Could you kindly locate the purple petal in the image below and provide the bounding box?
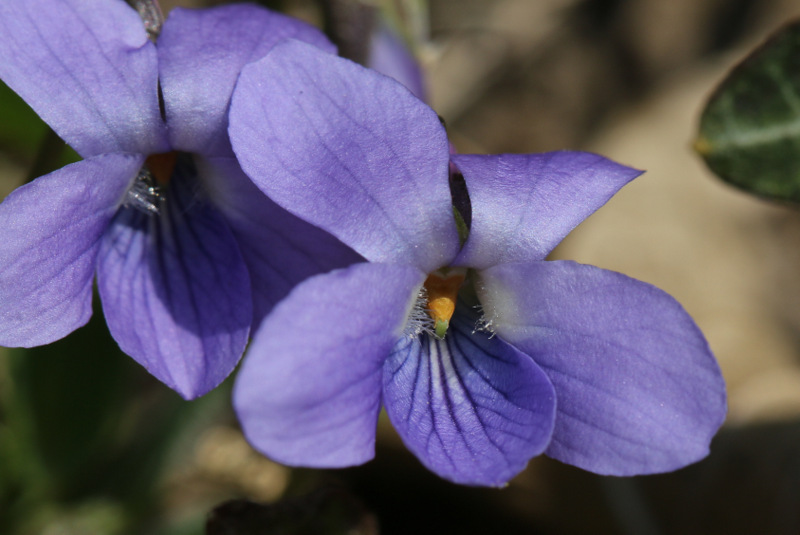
[200,156,362,326]
[229,39,458,273]
[158,4,335,156]
[0,154,142,347]
[478,260,726,475]
[0,0,168,157]
[383,307,556,486]
[452,152,642,269]
[368,23,426,101]
[234,262,425,468]
[96,157,251,399]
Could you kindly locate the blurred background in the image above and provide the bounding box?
[4,0,800,533]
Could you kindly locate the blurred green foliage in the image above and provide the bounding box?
[0,296,231,535]
[0,81,48,163]
[0,81,79,179]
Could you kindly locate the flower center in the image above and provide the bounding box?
[123,151,179,215]
[145,151,178,186]
[423,268,466,338]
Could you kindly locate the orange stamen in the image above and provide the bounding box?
[423,270,466,337]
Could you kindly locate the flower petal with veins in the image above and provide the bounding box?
[384,307,556,486]
[0,154,142,347]
[97,159,252,400]
[478,260,726,475]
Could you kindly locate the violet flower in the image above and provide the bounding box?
[0,1,356,399]
[229,40,726,486]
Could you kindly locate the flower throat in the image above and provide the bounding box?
[123,151,179,215]
[403,267,468,340]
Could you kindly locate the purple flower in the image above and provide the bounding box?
[0,1,357,399]
[228,40,726,486]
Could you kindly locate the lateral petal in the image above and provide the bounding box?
[478,260,726,475]
[230,39,458,273]
[158,4,335,156]
[0,0,167,157]
[96,157,251,399]
[453,152,642,269]
[383,308,556,486]
[0,154,141,347]
[234,262,425,468]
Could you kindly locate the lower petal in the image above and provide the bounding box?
[234,262,424,468]
[0,154,141,347]
[96,158,251,399]
[478,260,726,475]
[383,307,556,486]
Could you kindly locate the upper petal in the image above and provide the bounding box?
[452,152,642,269]
[0,0,168,157]
[96,157,251,399]
[158,4,335,156]
[0,154,142,347]
[383,307,556,486]
[234,262,425,468]
[199,155,362,327]
[229,39,458,273]
[477,260,726,475]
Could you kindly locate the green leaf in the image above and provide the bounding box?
[696,20,800,202]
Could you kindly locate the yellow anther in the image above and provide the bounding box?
[423,269,466,338]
